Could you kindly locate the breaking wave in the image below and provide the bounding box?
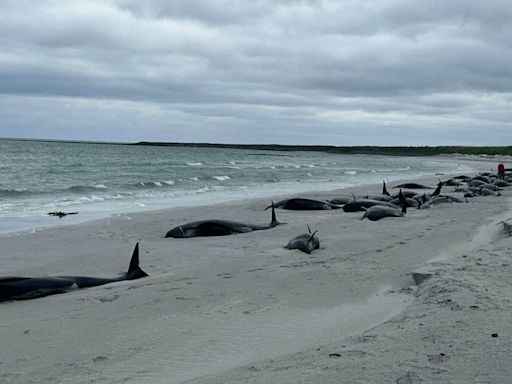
[0,138,474,233]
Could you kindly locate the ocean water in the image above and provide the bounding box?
[0,138,473,234]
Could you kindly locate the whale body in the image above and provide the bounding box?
[166,204,281,238]
[0,243,147,302]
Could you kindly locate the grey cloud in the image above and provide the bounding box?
[0,0,511,145]
[117,0,273,26]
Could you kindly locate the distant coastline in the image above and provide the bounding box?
[131,141,512,157]
[2,137,511,157]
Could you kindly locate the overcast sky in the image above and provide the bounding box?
[1,0,511,146]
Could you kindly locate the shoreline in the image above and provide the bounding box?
[1,156,510,383]
[0,154,481,236]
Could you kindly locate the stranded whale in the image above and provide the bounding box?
[343,199,398,212]
[0,243,147,302]
[285,226,320,254]
[362,205,405,221]
[166,203,281,238]
[266,198,341,210]
[392,183,433,189]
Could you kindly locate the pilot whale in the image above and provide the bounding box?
[361,205,405,221]
[166,203,281,238]
[0,243,147,302]
[392,183,433,189]
[266,198,341,210]
[285,225,320,254]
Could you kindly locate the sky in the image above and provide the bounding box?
[0,0,511,146]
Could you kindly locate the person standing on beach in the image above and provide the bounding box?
[498,163,505,179]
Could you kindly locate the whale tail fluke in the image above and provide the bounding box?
[127,243,148,279]
[305,225,317,238]
[265,200,275,211]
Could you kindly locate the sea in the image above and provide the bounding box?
[0,138,474,234]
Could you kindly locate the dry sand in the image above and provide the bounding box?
[1,156,511,384]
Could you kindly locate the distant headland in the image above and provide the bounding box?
[2,137,511,157]
[131,141,512,157]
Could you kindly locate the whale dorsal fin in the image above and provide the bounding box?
[128,243,140,274]
[127,242,148,279]
[382,180,390,196]
[270,201,281,227]
[432,182,442,196]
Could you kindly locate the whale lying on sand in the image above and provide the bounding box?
[285,226,320,254]
[0,243,147,302]
[166,204,281,238]
[343,199,398,212]
[362,205,405,221]
[328,197,351,205]
[266,198,341,210]
[392,183,433,189]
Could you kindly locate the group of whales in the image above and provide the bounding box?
[166,171,509,243]
[2,171,507,303]
[0,204,317,303]
[333,172,508,217]
[165,203,320,254]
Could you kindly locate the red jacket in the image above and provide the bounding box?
[498,164,505,172]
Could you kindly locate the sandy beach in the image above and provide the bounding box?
[1,155,511,384]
